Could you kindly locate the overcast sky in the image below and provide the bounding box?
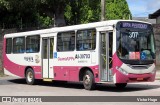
[126,0,160,17]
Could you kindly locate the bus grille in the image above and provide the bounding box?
[127,65,151,70]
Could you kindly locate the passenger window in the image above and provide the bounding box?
[13,37,25,53]
[26,35,40,53]
[76,29,96,51]
[57,31,75,51]
[6,38,12,54]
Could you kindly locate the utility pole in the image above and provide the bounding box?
[101,0,106,21]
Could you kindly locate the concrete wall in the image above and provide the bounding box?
[153,24,160,65]
[156,16,160,24]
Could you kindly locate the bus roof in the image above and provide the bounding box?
[4,20,152,38]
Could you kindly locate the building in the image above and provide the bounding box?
[132,17,156,24]
[149,9,160,23]
[149,9,160,65]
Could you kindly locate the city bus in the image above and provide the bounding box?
[3,20,156,90]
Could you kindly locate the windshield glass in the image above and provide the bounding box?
[116,22,155,64]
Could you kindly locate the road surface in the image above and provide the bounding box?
[0,76,160,105]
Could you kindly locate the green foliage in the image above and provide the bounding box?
[0,0,38,28]
[64,0,131,25]
[0,0,132,28]
[106,0,132,20]
[79,0,100,23]
[37,14,53,27]
[64,4,72,24]
[64,0,101,25]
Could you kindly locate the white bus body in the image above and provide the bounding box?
[3,20,156,90]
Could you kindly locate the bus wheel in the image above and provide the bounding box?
[83,70,95,90]
[26,68,35,85]
[115,83,127,89]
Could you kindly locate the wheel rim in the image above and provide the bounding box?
[27,71,33,82]
[84,75,90,86]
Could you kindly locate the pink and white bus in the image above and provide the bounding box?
[3,20,156,90]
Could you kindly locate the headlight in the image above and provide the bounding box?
[116,66,128,75]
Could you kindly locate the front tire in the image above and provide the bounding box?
[83,70,95,90]
[26,68,35,85]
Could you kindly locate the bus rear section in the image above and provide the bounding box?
[3,35,42,81]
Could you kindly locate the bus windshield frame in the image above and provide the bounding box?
[116,21,156,65]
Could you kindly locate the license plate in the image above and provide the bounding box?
[137,78,144,81]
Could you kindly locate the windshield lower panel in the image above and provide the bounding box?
[116,22,155,65]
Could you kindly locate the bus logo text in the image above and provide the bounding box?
[58,57,75,61]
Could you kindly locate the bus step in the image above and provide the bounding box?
[43,79,53,82]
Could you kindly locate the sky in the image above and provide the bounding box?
[126,0,160,17]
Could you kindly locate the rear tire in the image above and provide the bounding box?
[115,83,127,89]
[83,70,95,90]
[26,68,35,85]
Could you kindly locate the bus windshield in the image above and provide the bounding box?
[116,22,155,64]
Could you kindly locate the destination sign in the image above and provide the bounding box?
[120,22,148,29]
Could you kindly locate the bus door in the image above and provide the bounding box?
[42,37,54,79]
[100,31,113,82]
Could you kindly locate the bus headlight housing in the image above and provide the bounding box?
[151,68,156,74]
[116,66,128,75]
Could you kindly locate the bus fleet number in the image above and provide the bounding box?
[129,32,139,39]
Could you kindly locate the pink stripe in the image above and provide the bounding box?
[3,52,42,79]
[54,65,100,82]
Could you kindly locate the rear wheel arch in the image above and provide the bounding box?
[25,66,34,77]
[82,69,95,90]
[25,67,35,85]
[79,67,94,81]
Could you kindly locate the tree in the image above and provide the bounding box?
[0,0,132,28]
[36,0,68,27]
[0,0,38,28]
[65,0,100,25]
[0,0,68,27]
[106,0,131,20]
[64,0,131,25]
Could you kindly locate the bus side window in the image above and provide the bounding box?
[70,36,75,51]
[13,37,25,53]
[76,29,96,51]
[57,31,75,51]
[6,38,12,54]
[26,35,40,53]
